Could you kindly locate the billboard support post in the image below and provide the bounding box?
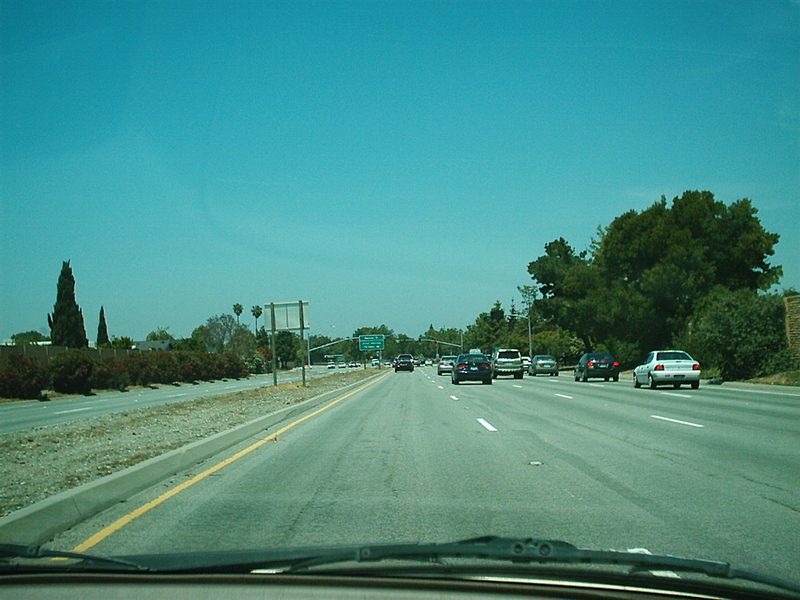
[299,300,306,387]
[270,302,277,387]
[265,301,310,387]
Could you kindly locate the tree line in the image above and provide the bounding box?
[5,190,797,394]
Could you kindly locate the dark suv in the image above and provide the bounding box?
[574,352,620,382]
[394,354,414,372]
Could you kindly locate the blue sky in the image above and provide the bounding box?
[2,0,798,342]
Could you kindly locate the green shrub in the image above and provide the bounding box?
[50,350,94,395]
[90,356,130,391]
[687,289,793,380]
[149,350,179,384]
[217,353,247,379]
[0,353,50,399]
[122,352,159,387]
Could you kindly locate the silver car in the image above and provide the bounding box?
[633,350,701,389]
[529,354,559,376]
[437,355,457,375]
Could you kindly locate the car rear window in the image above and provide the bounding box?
[459,354,488,362]
[656,351,692,361]
[498,351,520,358]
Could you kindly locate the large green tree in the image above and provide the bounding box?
[274,330,299,368]
[146,327,175,341]
[47,261,88,348]
[251,305,263,333]
[97,306,110,347]
[527,191,782,357]
[192,315,238,353]
[10,331,49,345]
[463,301,518,353]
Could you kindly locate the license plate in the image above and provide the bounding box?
[469,366,477,371]
[674,374,685,379]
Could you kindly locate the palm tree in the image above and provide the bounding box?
[251,305,263,333]
[233,303,243,324]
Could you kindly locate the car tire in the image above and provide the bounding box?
[612,375,619,382]
[574,371,580,381]
[482,378,492,385]
[673,383,680,389]
[581,370,588,382]
[648,374,658,389]
[514,371,523,379]
[554,371,559,376]
[451,376,459,385]
[634,374,641,388]
[691,380,699,389]
[604,377,609,382]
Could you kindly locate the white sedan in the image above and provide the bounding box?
[633,350,701,390]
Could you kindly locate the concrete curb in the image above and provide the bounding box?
[0,372,385,545]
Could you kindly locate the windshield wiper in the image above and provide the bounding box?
[107,536,799,594]
[293,536,800,593]
[0,543,146,572]
[3,538,797,595]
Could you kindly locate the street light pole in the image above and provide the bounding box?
[513,311,533,359]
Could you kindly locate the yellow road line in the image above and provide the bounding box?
[72,372,389,553]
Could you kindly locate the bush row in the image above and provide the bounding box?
[0,350,248,399]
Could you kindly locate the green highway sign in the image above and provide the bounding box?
[358,334,385,351]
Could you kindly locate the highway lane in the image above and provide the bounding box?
[51,367,800,583]
[0,367,351,433]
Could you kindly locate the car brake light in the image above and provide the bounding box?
[456,363,467,369]
[613,361,619,366]
[692,363,701,370]
[480,363,490,369]
[587,360,594,366]
[654,363,664,371]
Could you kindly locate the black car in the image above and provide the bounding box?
[394,354,414,372]
[451,353,492,385]
[574,352,620,381]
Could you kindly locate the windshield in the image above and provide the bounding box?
[1,0,798,594]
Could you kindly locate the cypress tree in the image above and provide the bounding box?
[48,261,89,348]
[97,306,110,347]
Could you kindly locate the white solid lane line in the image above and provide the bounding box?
[477,418,497,432]
[651,415,704,428]
[555,393,573,399]
[661,392,692,398]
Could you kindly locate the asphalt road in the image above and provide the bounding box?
[51,367,800,583]
[0,366,349,433]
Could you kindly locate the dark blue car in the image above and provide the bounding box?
[451,353,492,385]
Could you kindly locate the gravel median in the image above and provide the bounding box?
[0,369,378,518]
